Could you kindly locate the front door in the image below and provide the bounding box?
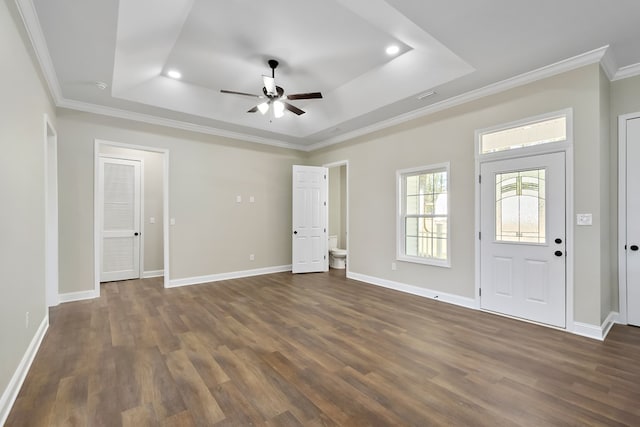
[480,152,566,327]
[99,157,142,282]
[292,165,328,273]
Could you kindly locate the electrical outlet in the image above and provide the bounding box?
[249,254,255,261]
[391,262,397,271]
[149,217,155,224]
[25,312,29,329]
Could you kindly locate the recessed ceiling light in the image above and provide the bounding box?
[167,70,182,79]
[386,45,400,55]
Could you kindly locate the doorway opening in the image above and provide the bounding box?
[325,161,349,273]
[93,140,169,296]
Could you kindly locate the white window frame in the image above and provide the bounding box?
[396,162,451,268]
[476,108,573,160]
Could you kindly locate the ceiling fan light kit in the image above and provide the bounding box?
[221,59,323,119]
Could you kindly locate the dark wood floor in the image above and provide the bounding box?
[6,270,640,426]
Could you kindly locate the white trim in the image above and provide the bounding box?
[474,109,574,331]
[396,162,451,268]
[572,312,619,341]
[94,139,170,295]
[308,47,608,152]
[0,315,48,426]
[613,62,640,81]
[599,48,618,81]
[58,98,302,151]
[58,290,98,303]
[14,0,63,103]
[167,265,292,288]
[347,272,476,309]
[12,6,620,155]
[323,160,350,276]
[475,108,573,159]
[44,114,59,307]
[617,112,640,325]
[142,269,164,278]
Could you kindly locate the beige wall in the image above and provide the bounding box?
[57,110,305,292]
[309,64,612,325]
[98,145,164,273]
[0,0,56,407]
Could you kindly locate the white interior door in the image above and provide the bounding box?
[480,152,566,327]
[625,117,640,326]
[292,165,328,273]
[99,157,141,282]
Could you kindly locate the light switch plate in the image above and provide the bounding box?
[249,196,255,203]
[236,195,242,203]
[149,217,155,224]
[576,213,592,226]
[170,218,176,226]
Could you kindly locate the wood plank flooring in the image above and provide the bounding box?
[6,270,640,426]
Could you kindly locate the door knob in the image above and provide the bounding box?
[554,250,563,257]
[555,238,562,244]
[631,245,639,251]
[134,232,139,236]
[293,231,298,235]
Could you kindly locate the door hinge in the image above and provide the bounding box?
[479,288,482,296]
[324,228,326,233]
[324,201,327,206]
[324,255,326,260]
[479,174,481,184]
[479,231,481,240]
[324,174,327,180]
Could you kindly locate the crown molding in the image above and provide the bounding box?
[15,0,63,103]
[613,62,640,81]
[600,46,618,81]
[57,99,302,151]
[307,46,610,151]
[16,3,636,154]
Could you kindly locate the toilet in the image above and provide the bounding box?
[328,235,347,269]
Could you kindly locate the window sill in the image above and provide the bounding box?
[397,255,450,268]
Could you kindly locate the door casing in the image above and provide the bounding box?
[474,109,574,331]
[93,139,170,297]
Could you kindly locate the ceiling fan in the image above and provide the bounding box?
[220,59,322,118]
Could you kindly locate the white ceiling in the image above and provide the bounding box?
[20,0,640,150]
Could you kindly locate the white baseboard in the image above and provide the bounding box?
[0,314,49,426]
[572,311,619,341]
[142,269,164,279]
[347,271,477,310]
[167,265,292,288]
[58,289,98,303]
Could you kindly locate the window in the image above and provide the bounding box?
[495,168,546,243]
[397,163,449,267]
[479,114,568,154]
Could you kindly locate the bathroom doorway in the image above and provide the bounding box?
[326,161,349,271]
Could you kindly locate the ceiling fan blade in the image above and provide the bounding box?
[263,75,276,96]
[285,92,323,100]
[283,102,305,115]
[221,89,261,98]
[247,106,259,113]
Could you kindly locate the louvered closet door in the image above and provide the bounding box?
[100,157,141,282]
